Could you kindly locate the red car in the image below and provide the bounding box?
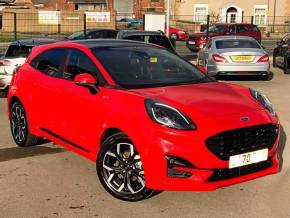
[137,25,188,41]
[187,23,262,52]
[8,40,280,201]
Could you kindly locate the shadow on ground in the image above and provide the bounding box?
[0,145,67,162]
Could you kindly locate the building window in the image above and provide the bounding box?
[193,4,208,23]
[254,5,267,26]
[147,7,156,12]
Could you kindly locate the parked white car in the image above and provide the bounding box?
[0,39,56,95]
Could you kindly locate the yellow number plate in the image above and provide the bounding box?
[231,55,254,62]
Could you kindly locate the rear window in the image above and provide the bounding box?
[215,39,261,49]
[5,45,33,58]
[124,35,174,51]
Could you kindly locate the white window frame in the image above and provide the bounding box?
[254,5,268,27]
[193,4,208,24]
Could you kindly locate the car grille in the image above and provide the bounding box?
[207,159,273,182]
[206,124,279,160]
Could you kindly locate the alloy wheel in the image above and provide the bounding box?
[102,142,146,195]
[11,102,27,144]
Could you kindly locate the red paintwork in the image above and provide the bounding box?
[74,73,96,84]
[187,23,262,50]
[197,66,207,74]
[7,42,280,191]
[137,26,188,41]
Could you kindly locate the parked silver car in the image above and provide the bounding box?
[0,39,56,95]
[197,36,271,79]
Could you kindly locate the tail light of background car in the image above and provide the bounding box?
[212,54,228,63]
[257,55,269,63]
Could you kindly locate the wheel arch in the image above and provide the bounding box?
[100,127,125,145]
[9,95,20,109]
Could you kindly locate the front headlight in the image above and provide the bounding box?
[145,99,196,130]
[250,89,275,115]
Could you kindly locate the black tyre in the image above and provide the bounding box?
[10,100,42,147]
[97,132,158,201]
[284,58,290,74]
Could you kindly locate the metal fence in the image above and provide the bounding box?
[0,10,289,46]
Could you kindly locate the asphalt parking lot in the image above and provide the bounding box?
[0,59,290,217]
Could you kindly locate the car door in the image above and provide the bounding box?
[52,48,107,155]
[29,48,66,130]
[276,36,288,66]
[281,37,290,67]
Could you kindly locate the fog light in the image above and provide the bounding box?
[167,168,192,178]
[166,155,194,178]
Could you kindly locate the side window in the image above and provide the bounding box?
[229,25,235,33]
[90,31,105,39]
[236,25,249,33]
[64,49,101,81]
[30,48,65,78]
[107,30,118,38]
[253,26,260,32]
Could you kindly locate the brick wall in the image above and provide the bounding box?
[133,0,165,19]
[1,9,116,33]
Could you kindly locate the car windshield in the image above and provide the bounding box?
[5,45,34,58]
[124,35,174,51]
[92,46,208,89]
[215,39,261,49]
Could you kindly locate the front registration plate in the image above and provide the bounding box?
[231,55,254,62]
[229,149,268,169]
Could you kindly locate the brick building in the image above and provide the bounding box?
[113,0,165,19]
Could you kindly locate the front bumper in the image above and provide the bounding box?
[0,74,12,90]
[133,110,280,191]
[187,40,206,51]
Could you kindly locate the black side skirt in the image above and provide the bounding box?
[40,127,89,153]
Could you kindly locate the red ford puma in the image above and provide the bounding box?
[7,40,280,201]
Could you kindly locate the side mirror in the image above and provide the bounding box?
[74,73,99,94]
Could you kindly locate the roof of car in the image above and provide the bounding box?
[73,39,158,49]
[10,38,57,46]
[211,35,258,41]
[210,23,256,26]
[117,30,164,38]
